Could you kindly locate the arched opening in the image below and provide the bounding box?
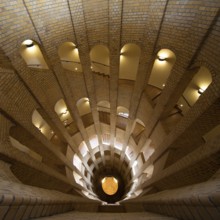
[119,43,141,81]
[146,49,176,105]
[20,39,48,69]
[32,109,54,140]
[177,66,212,114]
[117,106,129,118]
[90,45,110,75]
[97,100,110,113]
[58,42,82,72]
[149,49,176,89]
[54,99,73,128]
[76,97,93,127]
[76,97,91,116]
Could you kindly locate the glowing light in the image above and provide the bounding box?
[23,39,34,47]
[157,52,168,61]
[162,83,165,87]
[62,109,68,115]
[118,112,129,118]
[180,104,183,107]
[101,177,118,195]
[198,88,205,95]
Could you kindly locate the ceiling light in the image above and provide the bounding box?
[198,88,204,95]
[162,83,165,87]
[63,109,68,114]
[23,39,34,47]
[158,55,166,61]
[180,104,183,107]
[101,177,118,195]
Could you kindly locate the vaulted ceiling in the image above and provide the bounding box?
[0,0,220,204]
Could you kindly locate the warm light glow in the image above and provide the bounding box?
[198,88,205,95]
[73,48,79,55]
[157,51,168,61]
[113,177,118,183]
[158,55,166,61]
[23,39,34,47]
[101,177,118,196]
[118,112,129,118]
[62,109,68,115]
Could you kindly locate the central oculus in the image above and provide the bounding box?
[101,177,118,196]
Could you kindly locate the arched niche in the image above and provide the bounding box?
[54,99,73,126]
[32,109,54,140]
[58,42,82,72]
[32,109,53,140]
[20,39,48,69]
[76,97,91,116]
[177,66,212,114]
[90,45,110,75]
[119,43,141,81]
[117,106,129,118]
[97,100,110,113]
[149,49,176,89]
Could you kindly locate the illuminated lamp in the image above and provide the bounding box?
[23,39,34,47]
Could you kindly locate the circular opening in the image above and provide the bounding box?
[101,177,118,196]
